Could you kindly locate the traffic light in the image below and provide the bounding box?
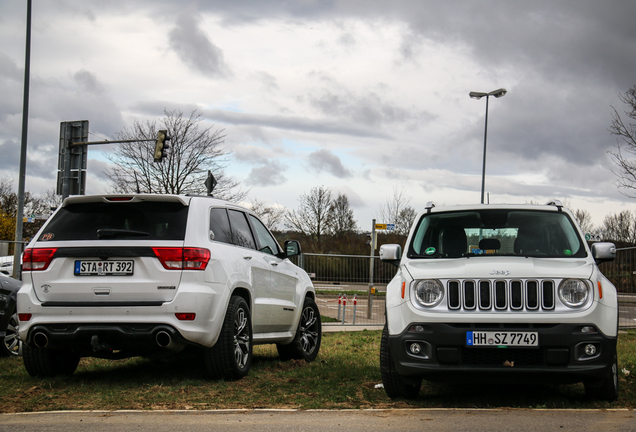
[153,130,170,162]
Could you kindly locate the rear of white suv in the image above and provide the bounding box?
[17,194,321,380]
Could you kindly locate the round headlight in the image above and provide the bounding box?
[558,279,589,307]
[412,279,444,307]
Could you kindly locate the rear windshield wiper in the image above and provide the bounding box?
[97,229,149,239]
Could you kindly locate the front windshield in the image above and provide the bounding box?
[408,209,586,259]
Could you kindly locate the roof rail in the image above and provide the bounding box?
[545,199,563,211]
[425,201,435,213]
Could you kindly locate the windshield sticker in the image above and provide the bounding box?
[425,247,436,255]
[40,233,55,241]
[563,249,572,256]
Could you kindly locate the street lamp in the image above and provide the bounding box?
[469,88,507,204]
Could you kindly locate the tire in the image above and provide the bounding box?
[22,344,80,377]
[585,352,619,402]
[1,310,21,357]
[380,324,421,400]
[204,296,253,380]
[277,297,322,362]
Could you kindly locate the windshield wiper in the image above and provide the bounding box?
[97,229,149,239]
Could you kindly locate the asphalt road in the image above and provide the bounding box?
[1,409,635,432]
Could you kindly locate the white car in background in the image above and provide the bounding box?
[380,200,619,401]
[0,255,13,276]
[17,194,321,379]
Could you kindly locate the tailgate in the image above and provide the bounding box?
[30,245,183,304]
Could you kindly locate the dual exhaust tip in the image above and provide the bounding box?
[32,330,182,351]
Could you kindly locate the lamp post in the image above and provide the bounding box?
[469,88,507,204]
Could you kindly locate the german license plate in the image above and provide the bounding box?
[466,331,538,347]
[74,260,134,276]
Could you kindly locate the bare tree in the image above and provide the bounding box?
[609,86,636,196]
[601,210,636,244]
[106,109,246,201]
[573,209,595,235]
[248,198,286,230]
[378,187,416,236]
[285,186,333,252]
[41,188,63,212]
[0,178,50,244]
[326,193,357,235]
[396,206,417,236]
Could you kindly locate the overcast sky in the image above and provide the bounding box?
[2,0,636,231]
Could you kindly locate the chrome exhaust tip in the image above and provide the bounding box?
[155,331,172,348]
[33,332,49,348]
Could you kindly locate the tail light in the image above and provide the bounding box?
[23,248,57,271]
[152,247,210,270]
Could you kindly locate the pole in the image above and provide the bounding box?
[368,219,376,319]
[13,0,32,279]
[480,95,490,204]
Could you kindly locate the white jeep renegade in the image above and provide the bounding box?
[379,200,618,401]
[17,194,321,379]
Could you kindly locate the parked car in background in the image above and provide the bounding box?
[0,273,21,357]
[380,200,619,401]
[17,194,321,379]
[0,255,14,276]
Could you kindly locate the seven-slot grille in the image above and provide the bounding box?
[447,279,555,311]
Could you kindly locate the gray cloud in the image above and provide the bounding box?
[307,149,352,178]
[74,70,105,94]
[203,108,391,138]
[246,160,287,187]
[308,87,432,130]
[253,71,279,91]
[169,11,231,78]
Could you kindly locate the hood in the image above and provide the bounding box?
[403,256,595,280]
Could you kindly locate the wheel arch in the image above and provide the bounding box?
[231,286,252,310]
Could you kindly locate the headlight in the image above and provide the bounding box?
[412,279,444,308]
[558,279,589,307]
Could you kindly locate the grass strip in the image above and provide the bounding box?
[0,330,634,412]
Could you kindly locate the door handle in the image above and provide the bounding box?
[243,254,252,260]
[270,262,279,267]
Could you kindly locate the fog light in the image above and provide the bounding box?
[584,344,597,356]
[581,326,597,333]
[409,343,422,355]
[409,325,425,332]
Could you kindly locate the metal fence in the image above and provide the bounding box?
[291,253,393,326]
[298,251,636,328]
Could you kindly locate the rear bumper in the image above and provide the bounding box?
[389,323,617,386]
[25,323,190,359]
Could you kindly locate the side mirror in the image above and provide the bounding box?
[591,242,616,264]
[380,244,402,267]
[282,240,301,258]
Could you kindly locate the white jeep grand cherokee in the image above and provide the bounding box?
[17,194,321,379]
[379,201,619,401]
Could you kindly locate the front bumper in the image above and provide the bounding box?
[389,322,616,386]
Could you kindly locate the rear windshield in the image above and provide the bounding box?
[408,209,586,259]
[38,201,189,241]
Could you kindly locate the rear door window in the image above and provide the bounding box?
[228,209,256,249]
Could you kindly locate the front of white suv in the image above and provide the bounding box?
[17,194,321,379]
[379,201,619,401]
